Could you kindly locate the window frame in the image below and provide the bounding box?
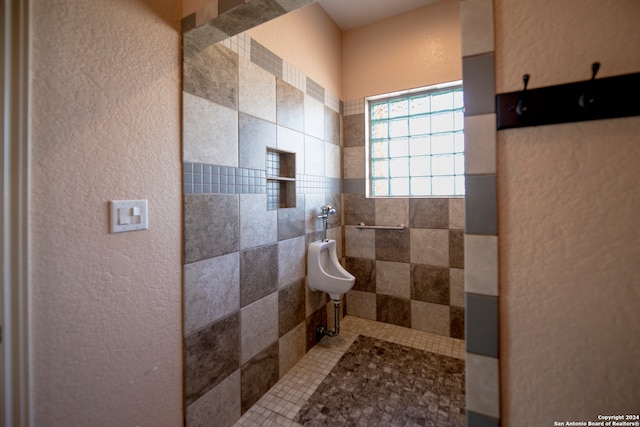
[364,80,464,198]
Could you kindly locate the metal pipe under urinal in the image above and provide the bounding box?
[317,299,341,337]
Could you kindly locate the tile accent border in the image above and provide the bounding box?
[184,163,341,196]
[461,0,501,424]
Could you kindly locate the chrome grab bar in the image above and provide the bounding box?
[355,223,405,231]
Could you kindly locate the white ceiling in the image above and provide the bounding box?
[317,0,440,30]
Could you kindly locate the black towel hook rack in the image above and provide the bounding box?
[496,62,640,130]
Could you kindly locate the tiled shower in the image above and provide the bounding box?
[182,32,464,426]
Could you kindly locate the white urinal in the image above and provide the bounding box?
[307,239,355,301]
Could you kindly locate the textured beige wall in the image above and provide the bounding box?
[30,0,183,425]
[246,3,342,98]
[342,0,461,100]
[495,0,640,424]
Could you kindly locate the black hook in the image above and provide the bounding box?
[579,62,600,108]
[512,74,530,116]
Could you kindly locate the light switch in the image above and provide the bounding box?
[110,200,148,233]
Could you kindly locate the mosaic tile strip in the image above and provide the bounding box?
[222,33,251,60]
[306,77,325,104]
[296,174,341,194]
[184,162,266,195]
[344,98,365,116]
[294,335,465,426]
[251,39,283,80]
[185,164,342,196]
[282,61,306,93]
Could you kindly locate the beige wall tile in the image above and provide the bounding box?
[410,229,449,267]
[411,300,450,336]
[240,293,278,364]
[465,235,498,296]
[344,226,375,259]
[186,369,240,427]
[466,353,500,418]
[239,56,276,122]
[346,290,377,320]
[184,253,240,335]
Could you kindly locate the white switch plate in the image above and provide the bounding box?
[110,200,148,233]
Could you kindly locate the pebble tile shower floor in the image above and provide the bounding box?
[234,316,465,427]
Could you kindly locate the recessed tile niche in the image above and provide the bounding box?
[266,147,296,210]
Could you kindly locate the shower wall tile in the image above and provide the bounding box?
[186,369,241,427]
[239,113,275,170]
[185,312,240,406]
[184,194,239,264]
[326,193,341,229]
[277,236,305,289]
[344,226,375,260]
[183,92,239,166]
[343,146,365,179]
[465,174,497,235]
[239,194,277,249]
[466,353,500,419]
[324,142,341,179]
[466,294,499,358]
[324,106,340,146]
[304,193,326,234]
[278,279,305,337]
[240,341,279,414]
[410,229,449,267]
[450,306,465,339]
[462,53,495,116]
[183,43,238,110]
[277,194,305,240]
[376,294,411,328]
[305,303,327,351]
[239,56,276,122]
[276,78,304,132]
[375,198,409,228]
[343,178,365,194]
[304,95,325,140]
[343,193,375,226]
[464,114,496,174]
[410,198,449,229]
[276,125,304,174]
[345,257,376,293]
[278,322,306,378]
[346,290,376,320]
[449,229,465,269]
[214,1,286,39]
[375,229,410,263]
[411,264,450,305]
[461,0,495,57]
[305,281,327,318]
[304,135,325,176]
[465,235,499,296]
[467,411,500,427]
[376,261,410,300]
[240,292,278,364]
[411,300,450,336]
[240,243,278,308]
[450,268,465,308]
[184,253,240,335]
[449,197,465,230]
[343,113,365,147]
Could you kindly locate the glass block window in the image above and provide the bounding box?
[367,81,464,197]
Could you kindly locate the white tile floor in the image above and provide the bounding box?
[234,316,465,427]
